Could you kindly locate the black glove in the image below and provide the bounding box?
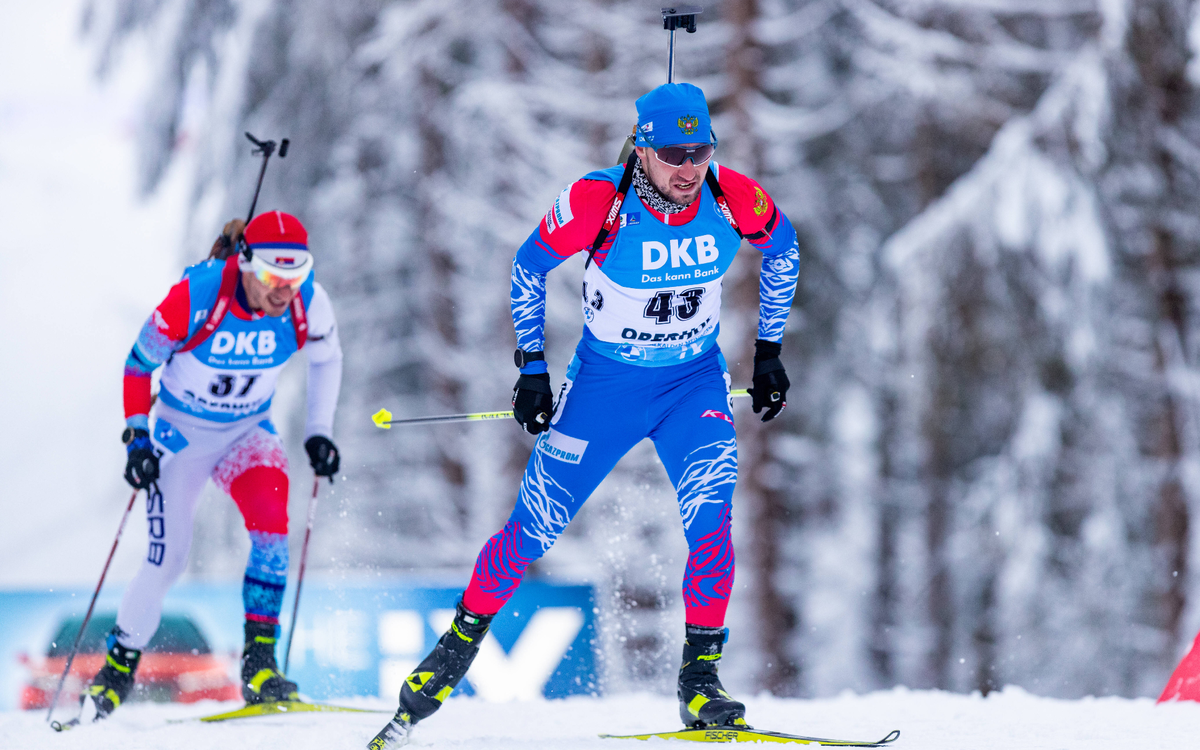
[123,429,160,489]
[748,339,789,422]
[304,436,340,481]
[512,373,555,435]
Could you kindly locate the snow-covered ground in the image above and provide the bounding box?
[4,689,1198,750]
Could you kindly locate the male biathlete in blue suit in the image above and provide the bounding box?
[370,83,799,748]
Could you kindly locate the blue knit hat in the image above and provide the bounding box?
[634,83,711,148]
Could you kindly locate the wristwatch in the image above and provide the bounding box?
[514,349,545,368]
[122,427,149,445]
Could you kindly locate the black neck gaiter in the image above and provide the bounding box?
[632,158,689,214]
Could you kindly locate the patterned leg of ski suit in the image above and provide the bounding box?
[464,344,737,627]
[115,404,291,649]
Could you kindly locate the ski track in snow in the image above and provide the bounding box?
[5,689,1199,750]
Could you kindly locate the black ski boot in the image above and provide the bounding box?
[367,600,494,749]
[241,620,299,704]
[677,624,747,728]
[86,629,141,719]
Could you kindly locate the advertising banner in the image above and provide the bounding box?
[0,579,597,711]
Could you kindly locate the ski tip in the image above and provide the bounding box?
[372,408,393,429]
[49,718,79,733]
[599,727,901,746]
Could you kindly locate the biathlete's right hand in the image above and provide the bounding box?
[512,373,555,435]
[122,428,160,489]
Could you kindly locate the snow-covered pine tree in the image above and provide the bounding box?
[866,0,1200,697]
[709,0,1105,696]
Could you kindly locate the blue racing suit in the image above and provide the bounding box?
[464,161,799,626]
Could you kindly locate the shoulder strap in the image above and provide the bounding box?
[745,205,779,241]
[177,256,310,352]
[291,293,308,350]
[704,167,743,240]
[585,152,639,269]
[178,257,240,353]
[585,157,745,266]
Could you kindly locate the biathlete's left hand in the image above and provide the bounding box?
[748,339,789,422]
[305,435,340,481]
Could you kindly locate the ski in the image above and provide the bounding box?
[171,700,389,723]
[600,727,900,746]
[49,717,81,732]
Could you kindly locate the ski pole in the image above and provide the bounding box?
[372,389,751,429]
[46,488,140,727]
[283,477,319,674]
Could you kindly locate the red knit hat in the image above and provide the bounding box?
[244,210,308,250]
[240,210,312,284]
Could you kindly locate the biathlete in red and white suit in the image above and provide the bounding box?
[370,82,799,748]
[87,211,343,719]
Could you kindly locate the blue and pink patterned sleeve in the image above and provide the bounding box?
[752,213,799,343]
[124,279,191,430]
[511,229,565,375]
[716,164,800,344]
[126,315,181,375]
[510,179,613,374]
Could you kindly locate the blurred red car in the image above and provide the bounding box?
[19,612,240,709]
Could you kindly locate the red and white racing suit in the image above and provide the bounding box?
[117,257,342,649]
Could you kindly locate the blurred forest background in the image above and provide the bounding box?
[83,0,1200,700]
